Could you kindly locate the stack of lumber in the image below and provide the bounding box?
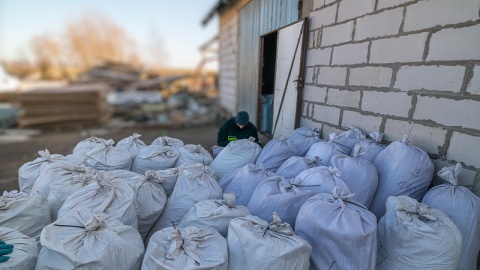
[19,83,112,127]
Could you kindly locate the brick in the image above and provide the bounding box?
[349,66,393,88]
[308,31,316,49]
[305,67,315,84]
[317,67,347,86]
[362,90,412,117]
[312,104,341,125]
[413,96,480,130]
[303,86,327,103]
[310,4,337,29]
[384,120,447,154]
[427,25,480,61]
[325,0,336,5]
[299,117,322,132]
[377,0,414,10]
[313,0,325,10]
[322,124,345,139]
[370,33,428,63]
[467,65,480,95]
[431,159,477,187]
[404,0,480,32]
[447,132,480,168]
[337,0,375,22]
[341,110,382,134]
[321,21,354,47]
[306,47,332,66]
[326,88,361,108]
[355,8,403,41]
[331,42,368,65]
[394,65,465,92]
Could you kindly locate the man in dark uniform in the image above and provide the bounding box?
[216,111,261,148]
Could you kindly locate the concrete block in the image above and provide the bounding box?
[370,33,428,63]
[377,0,414,10]
[337,0,375,22]
[467,65,480,95]
[341,110,382,134]
[414,96,480,130]
[322,124,345,139]
[308,31,316,49]
[306,47,332,66]
[317,67,347,86]
[448,132,480,168]
[355,8,403,41]
[349,66,393,88]
[310,4,337,29]
[431,159,477,187]
[303,86,327,103]
[325,0,336,4]
[384,119,447,154]
[427,24,480,61]
[313,0,325,10]
[299,117,322,131]
[362,90,412,117]
[321,21,354,47]
[394,65,465,92]
[312,104,341,125]
[331,42,369,65]
[326,88,361,108]
[305,67,315,83]
[404,0,480,32]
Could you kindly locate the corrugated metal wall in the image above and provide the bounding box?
[237,0,298,125]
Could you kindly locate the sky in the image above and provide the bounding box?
[0,0,219,70]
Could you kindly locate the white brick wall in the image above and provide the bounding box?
[322,124,345,139]
[321,21,354,47]
[317,67,347,86]
[394,65,465,92]
[384,119,447,154]
[337,0,375,22]
[349,66,393,88]
[467,65,480,95]
[313,0,325,10]
[305,67,315,84]
[306,47,332,66]
[355,8,403,41]
[414,97,480,130]
[326,88,360,108]
[377,0,414,10]
[303,86,327,103]
[299,117,322,131]
[427,24,480,61]
[362,90,412,117]
[370,33,428,63]
[448,132,480,168]
[404,0,480,32]
[310,4,337,29]
[331,42,369,65]
[312,104,341,125]
[341,110,382,133]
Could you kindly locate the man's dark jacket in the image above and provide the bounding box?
[217,117,260,147]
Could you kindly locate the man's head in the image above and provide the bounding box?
[236,111,249,128]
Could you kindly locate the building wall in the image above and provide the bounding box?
[302,0,480,193]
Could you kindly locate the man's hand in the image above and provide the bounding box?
[0,240,13,263]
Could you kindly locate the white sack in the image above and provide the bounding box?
[329,153,378,208]
[18,149,67,194]
[58,172,138,228]
[85,139,132,171]
[0,227,37,270]
[331,125,365,154]
[219,163,276,206]
[143,226,228,270]
[65,152,88,166]
[151,136,184,150]
[295,187,377,270]
[210,137,262,178]
[227,213,311,270]
[370,134,434,219]
[305,134,348,166]
[255,137,297,172]
[37,210,144,270]
[422,163,480,270]
[294,166,351,194]
[146,164,223,243]
[351,132,386,163]
[132,145,179,174]
[174,144,213,167]
[288,127,322,156]
[376,196,462,270]
[156,167,182,197]
[0,191,51,246]
[116,133,147,158]
[72,136,108,155]
[275,156,320,179]
[178,193,250,237]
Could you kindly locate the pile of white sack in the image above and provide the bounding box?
[1,127,478,270]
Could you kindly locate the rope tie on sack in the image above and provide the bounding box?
[437,163,462,186]
[328,167,341,177]
[311,156,322,166]
[166,228,208,265]
[327,186,355,212]
[144,170,164,184]
[223,193,236,208]
[352,145,366,158]
[396,197,437,222]
[369,132,384,143]
[37,149,52,163]
[260,212,294,237]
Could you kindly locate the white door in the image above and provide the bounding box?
[272,19,307,139]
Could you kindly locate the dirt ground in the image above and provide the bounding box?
[0,123,220,192]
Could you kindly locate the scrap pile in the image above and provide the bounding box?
[18,83,112,128]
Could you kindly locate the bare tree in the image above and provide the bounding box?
[30,34,63,79]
